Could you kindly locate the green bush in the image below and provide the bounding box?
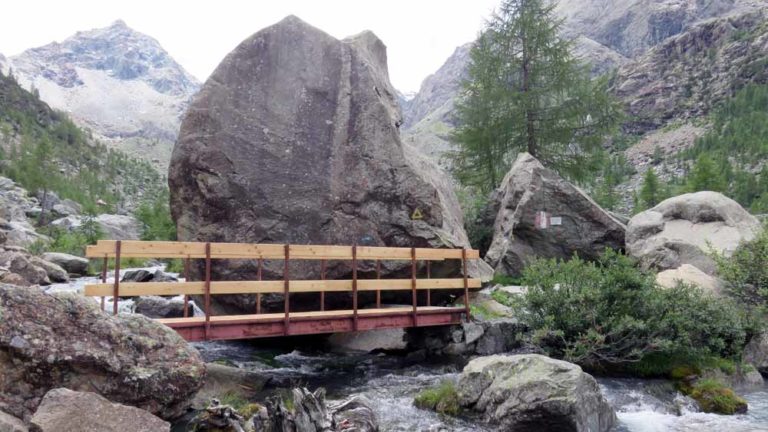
[514,250,748,372]
[135,190,176,241]
[413,381,460,415]
[713,225,768,313]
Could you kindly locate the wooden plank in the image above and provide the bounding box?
[83,278,482,297]
[86,240,480,260]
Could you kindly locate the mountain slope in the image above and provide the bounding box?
[9,20,199,170]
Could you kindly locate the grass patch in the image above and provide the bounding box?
[491,273,521,286]
[491,289,515,307]
[414,381,460,416]
[687,379,747,415]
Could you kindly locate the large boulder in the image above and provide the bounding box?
[40,253,89,276]
[627,192,761,274]
[655,264,723,296]
[169,16,491,312]
[29,388,170,432]
[0,252,49,285]
[29,257,68,283]
[133,296,191,319]
[0,411,26,432]
[744,332,768,376]
[484,153,626,276]
[457,354,616,432]
[0,284,205,421]
[50,214,141,240]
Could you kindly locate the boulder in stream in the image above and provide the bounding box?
[457,354,616,432]
[40,252,89,276]
[0,284,205,421]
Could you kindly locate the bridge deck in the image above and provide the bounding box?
[158,306,465,341]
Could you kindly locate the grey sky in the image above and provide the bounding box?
[0,0,500,93]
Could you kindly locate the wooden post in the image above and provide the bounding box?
[112,241,121,315]
[204,243,212,340]
[100,255,107,311]
[183,256,190,318]
[375,259,381,308]
[256,258,263,315]
[462,248,471,322]
[320,259,326,311]
[283,244,290,336]
[426,260,431,307]
[411,247,417,327]
[352,245,358,332]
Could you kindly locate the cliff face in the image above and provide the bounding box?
[9,20,200,170]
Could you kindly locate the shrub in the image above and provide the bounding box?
[413,381,460,415]
[514,250,748,372]
[713,225,768,313]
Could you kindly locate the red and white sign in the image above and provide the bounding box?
[535,211,550,229]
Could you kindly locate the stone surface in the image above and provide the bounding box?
[327,328,406,352]
[0,411,26,432]
[192,363,271,410]
[458,354,616,432]
[0,252,49,285]
[30,388,170,432]
[0,284,205,421]
[40,252,89,276]
[744,332,768,376]
[627,191,761,274]
[656,264,724,295]
[133,295,190,318]
[29,257,68,283]
[50,214,142,240]
[169,16,490,312]
[484,153,626,276]
[122,269,154,282]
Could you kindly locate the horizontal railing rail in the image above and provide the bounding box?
[83,240,480,340]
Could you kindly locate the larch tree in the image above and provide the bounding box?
[451,0,622,192]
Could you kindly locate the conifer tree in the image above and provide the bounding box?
[639,168,663,210]
[452,0,622,192]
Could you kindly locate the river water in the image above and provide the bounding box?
[49,272,768,431]
[193,340,768,432]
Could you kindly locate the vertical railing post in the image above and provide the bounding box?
[283,244,290,336]
[462,248,471,322]
[256,257,263,315]
[204,243,212,340]
[426,260,431,307]
[112,241,121,315]
[100,255,107,311]
[375,259,381,308]
[352,245,358,332]
[320,259,326,311]
[411,247,417,327]
[183,256,191,318]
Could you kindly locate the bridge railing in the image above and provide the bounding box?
[84,240,481,339]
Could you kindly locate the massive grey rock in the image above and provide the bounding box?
[169,16,490,312]
[457,354,616,432]
[0,284,205,421]
[29,388,170,432]
[484,153,626,276]
[744,332,768,376]
[627,191,761,274]
[40,252,89,276]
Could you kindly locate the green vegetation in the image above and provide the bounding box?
[592,151,634,211]
[135,190,176,241]
[451,0,621,192]
[686,379,748,415]
[512,250,748,372]
[29,215,103,256]
[713,225,768,314]
[413,381,460,415]
[637,169,666,211]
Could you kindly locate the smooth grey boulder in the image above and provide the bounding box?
[0,284,205,421]
[30,388,170,432]
[40,252,89,276]
[169,16,491,312]
[134,295,190,318]
[655,264,723,296]
[745,331,768,376]
[627,191,761,274]
[484,153,626,276]
[457,354,616,432]
[29,257,68,283]
[0,410,26,432]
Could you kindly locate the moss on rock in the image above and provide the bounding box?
[413,381,460,416]
[687,379,748,415]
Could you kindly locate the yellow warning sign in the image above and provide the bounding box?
[411,208,424,220]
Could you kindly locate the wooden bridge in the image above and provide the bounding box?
[84,240,482,342]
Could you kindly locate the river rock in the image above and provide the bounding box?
[627,192,761,274]
[0,410,26,432]
[484,153,626,276]
[744,332,768,376]
[169,16,491,313]
[39,252,89,276]
[29,388,170,432]
[192,363,271,410]
[0,252,49,285]
[122,269,155,282]
[29,257,68,283]
[0,284,205,421]
[457,354,616,432]
[655,264,723,296]
[134,295,191,318]
[327,328,406,352]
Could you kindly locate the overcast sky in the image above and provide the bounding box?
[0,0,500,93]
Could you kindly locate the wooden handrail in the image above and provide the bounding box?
[85,240,481,260]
